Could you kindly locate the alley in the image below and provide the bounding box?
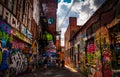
[19,66,84,77]
[0,0,120,77]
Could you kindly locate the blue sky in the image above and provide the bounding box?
[57,0,106,46]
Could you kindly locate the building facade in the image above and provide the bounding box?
[65,0,120,77]
[0,0,42,76]
[65,17,81,67]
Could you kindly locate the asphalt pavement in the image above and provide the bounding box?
[18,66,85,77]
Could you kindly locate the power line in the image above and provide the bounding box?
[59,1,76,29]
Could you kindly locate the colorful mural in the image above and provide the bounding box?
[9,49,28,75]
[0,19,13,46]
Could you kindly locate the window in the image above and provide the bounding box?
[8,0,15,11]
[86,26,93,37]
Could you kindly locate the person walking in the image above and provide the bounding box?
[61,60,65,67]
[43,57,48,69]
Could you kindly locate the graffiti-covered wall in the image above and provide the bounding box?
[10,50,28,75]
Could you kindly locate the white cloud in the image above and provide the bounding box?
[57,1,73,30]
[57,0,106,46]
[60,28,67,46]
[77,12,90,25]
